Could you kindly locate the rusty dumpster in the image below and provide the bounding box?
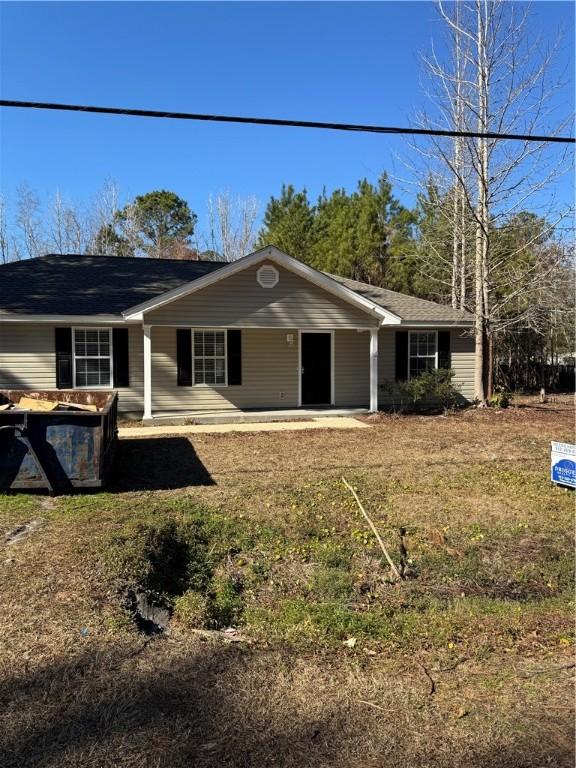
[0,390,118,493]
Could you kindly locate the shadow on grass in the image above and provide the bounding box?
[0,644,572,768]
[109,437,215,492]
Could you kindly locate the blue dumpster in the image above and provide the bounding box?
[0,390,118,493]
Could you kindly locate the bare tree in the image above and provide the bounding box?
[203,191,259,261]
[0,195,11,264]
[16,184,46,259]
[87,179,121,254]
[413,0,574,402]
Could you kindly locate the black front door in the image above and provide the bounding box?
[301,333,332,406]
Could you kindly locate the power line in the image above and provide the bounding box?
[0,99,574,144]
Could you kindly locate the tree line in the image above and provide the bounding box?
[0,183,259,263]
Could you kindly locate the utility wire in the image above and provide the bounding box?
[0,99,574,144]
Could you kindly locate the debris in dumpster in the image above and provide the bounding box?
[17,397,59,411]
[13,397,99,413]
[57,401,99,412]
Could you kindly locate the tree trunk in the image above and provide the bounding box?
[459,190,466,309]
[473,0,489,405]
[484,328,493,399]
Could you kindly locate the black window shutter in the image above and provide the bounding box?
[55,327,73,389]
[227,330,242,386]
[395,331,408,382]
[177,329,192,386]
[437,331,451,369]
[112,328,130,387]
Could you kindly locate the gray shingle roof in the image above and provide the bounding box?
[0,253,473,324]
[0,254,227,315]
[328,273,473,323]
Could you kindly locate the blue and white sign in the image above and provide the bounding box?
[551,442,576,489]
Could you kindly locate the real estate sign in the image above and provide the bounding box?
[550,442,576,489]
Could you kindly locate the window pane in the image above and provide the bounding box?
[75,347,111,387]
[215,358,225,384]
[98,359,110,385]
[194,359,204,385]
[194,333,204,357]
[204,358,215,384]
[214,333,225,357]
[204,333,215,356]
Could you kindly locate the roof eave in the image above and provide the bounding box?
[0,313,132,324]
[398,319,474,328]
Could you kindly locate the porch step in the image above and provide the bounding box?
[143,407,369,427]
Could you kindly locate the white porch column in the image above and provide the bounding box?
[369,327,379,412]
[143,324,152,420]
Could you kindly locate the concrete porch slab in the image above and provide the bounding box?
[119,416,369,438]
[141,407,370,426]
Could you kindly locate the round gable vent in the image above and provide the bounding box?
[257,264,279,288]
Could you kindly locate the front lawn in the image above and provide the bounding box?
[0,400,573,767]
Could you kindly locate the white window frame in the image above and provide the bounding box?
[192,328,228,388]
[72,327,113,389]
[408,330,438,379]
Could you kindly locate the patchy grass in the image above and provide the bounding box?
[0,399,573,767]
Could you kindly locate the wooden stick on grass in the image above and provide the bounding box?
[342,477,403,581]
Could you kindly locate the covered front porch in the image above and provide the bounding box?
[141,325,381,421]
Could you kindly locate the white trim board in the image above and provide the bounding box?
[122,246,402,325]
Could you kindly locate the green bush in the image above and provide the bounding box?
[380,369,461,413]
[401,368,459,411]
[488,390,511,408]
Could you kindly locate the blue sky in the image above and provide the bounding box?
[0,1,574,234]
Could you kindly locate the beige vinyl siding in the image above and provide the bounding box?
[451,330,475,401]
[146,263,378,329]
[334,330,369,407]
[117,325,144,415]
[0,323,145,415]
[151,327,299,413]
[0,324,56,389]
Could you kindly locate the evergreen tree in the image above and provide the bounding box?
[257,185,315,263]
[257,173,415,286]
[95,190,197,258]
